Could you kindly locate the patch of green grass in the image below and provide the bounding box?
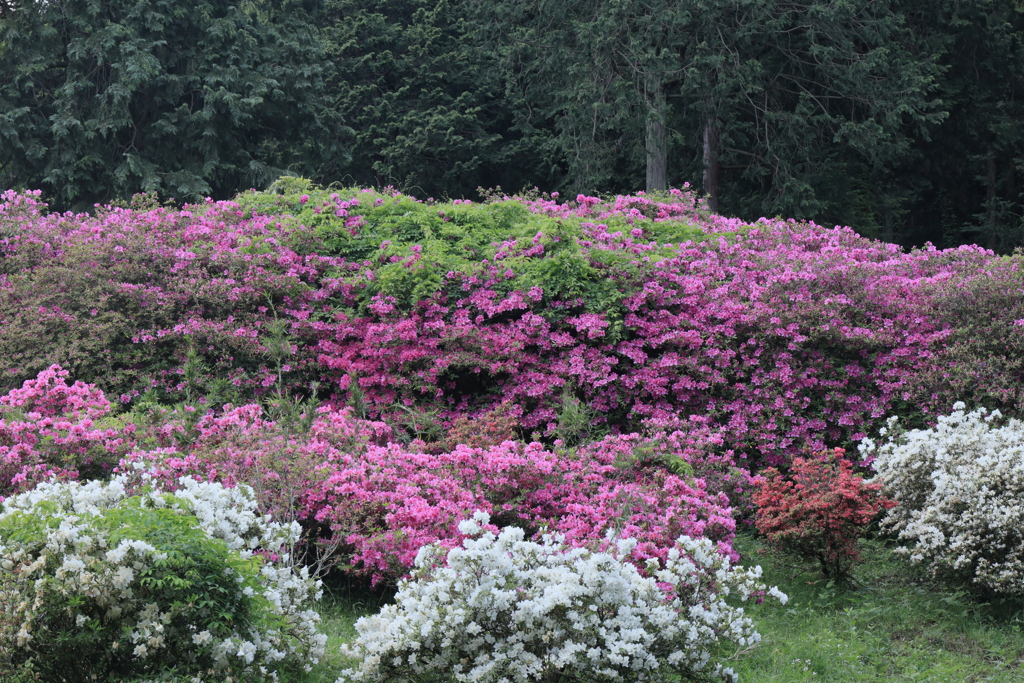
[299,535,1024,682]
[730,533,1024,682]
[289,577,384,683]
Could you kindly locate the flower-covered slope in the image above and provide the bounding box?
[2,182,1021,466]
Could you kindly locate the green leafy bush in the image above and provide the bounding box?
[0,476,326,682]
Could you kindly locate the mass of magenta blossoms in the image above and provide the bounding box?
[0,367,738,586]
[4,182,1019,469]
[2,180,1024,592]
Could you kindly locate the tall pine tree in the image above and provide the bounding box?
[475,0,942,226]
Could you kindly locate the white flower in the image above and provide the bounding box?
[868,406,1024,595]
[768,586,789,605]
[337,518,783,683]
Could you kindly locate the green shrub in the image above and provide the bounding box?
[0,477,326,683]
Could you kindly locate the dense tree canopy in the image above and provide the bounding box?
[899,0,1024,251]
[318,0,553,198]
[2,0,1024,249]
[0,0,342,210]
[474,0,943,222]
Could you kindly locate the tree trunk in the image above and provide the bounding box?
[702,111,720,213]
[1008,159,1016,204]
[645,80,667,193]
[986,149,997,250]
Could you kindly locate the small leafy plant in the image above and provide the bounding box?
[753,448,894,581]
[435,401,519,452]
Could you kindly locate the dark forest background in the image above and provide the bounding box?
[2,0,1024,251]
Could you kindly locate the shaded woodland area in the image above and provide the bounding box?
[2,0,1024,250]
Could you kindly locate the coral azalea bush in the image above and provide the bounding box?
[753,449,894,580]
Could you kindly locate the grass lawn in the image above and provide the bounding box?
[729,534,1024,682]
[301,535,1024,683]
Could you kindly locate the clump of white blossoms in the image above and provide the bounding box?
[0,475,326,682]
[338,512,786,683]
[864,403,1024,595]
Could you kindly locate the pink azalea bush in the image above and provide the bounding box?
[0,363,732,586]
[112,398,737,585]
[119,403,390,511]
[2,183,1020,468]
[307,437,736,584]
[313,216,999,465]
[252,183,1017,465]
[0,365,135,500]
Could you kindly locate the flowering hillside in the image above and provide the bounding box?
[3,180,1020,468]
[5,180,1024,681]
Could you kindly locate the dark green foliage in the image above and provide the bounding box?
[318,0,551,198]
[0,0,343,210]
[474,0,943,227]
[310,0,1024,251]
[894,0,1024,251]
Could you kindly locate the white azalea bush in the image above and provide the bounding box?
[0,475,326,682]
[863,403,1024,595]
[338,512,787,683]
